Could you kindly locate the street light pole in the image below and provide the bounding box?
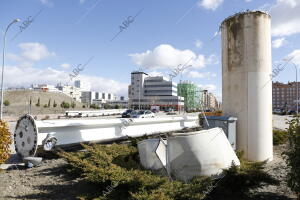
[1,19,20,120]
[292,63,298,115]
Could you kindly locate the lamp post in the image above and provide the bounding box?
[1,19,20,120]
[292,63,298,115]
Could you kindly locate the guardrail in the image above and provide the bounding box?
[65,109,126,117]
[14,114,199,157]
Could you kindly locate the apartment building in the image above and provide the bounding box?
[128,71,184,110]
[273,81,299,110]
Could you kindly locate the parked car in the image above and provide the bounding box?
[122,109,134,118]
[132,110,155,118]
[151,109,159,113]
[287,109,296,115]
[164,108,174,113]
[273,109,285,115]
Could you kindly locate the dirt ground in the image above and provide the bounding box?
[0,144,298,200]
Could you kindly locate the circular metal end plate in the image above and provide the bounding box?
[14,115,38,158]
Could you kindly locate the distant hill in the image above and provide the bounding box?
[2,90,85,117]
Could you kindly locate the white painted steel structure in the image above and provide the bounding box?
[138,128,240,182]
[221,11,273,161]
[65,109,126,117]
[14,114,198,157]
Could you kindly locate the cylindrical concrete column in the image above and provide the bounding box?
[221,11,273,161]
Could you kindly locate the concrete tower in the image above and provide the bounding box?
[221,11,273,161]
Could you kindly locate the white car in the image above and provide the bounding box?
[132,110,155,118]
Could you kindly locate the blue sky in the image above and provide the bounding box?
[1,0,300,100]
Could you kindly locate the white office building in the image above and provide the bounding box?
[81,91,118,105]
[128,71,184,110]
[56,84,81,102]
[74,79,91,92]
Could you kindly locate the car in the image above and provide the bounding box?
[287,110,296,115]
[132,110,155,118]
[121,109,134,118]
[273,109,285,115]
[164,108,174,113]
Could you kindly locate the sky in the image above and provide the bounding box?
[1,0,300,100]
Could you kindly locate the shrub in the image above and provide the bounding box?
[60,144,278,200]
[82,105,86,108]
[43,104,48,108]
[3,100,9,106]
[284,118,300,198]
[61,101,70,109]
[53,101,57,108]
[36,98,40,107]
[273,129,288,145]
[208,151,278,199]
[0,121,11,165]
[71,102,76,109]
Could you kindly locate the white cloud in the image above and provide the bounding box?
[194,39,203,48]
[39,0,53,6]
[245,0,252,2]
[187,71,216,78]
[4,65,128,96]
[287,49,300,66]
[206,54,219,65]
[60,63,71,69]
[198,0,223,11]
[19,43,55,61]
[79,0,85,4]
[270,0,300,36]
[272,37,286,48]
[5,43,127,96]
[148,71,164,77]
[198,84,217,91]
[130,44,216,71]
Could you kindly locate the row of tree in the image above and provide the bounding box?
[34,98,76,109]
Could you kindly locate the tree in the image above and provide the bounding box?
[284,118,300,198]
[71,102,76,109]
[3,100,9,106]
[53,100,57,108]
[114,104,120,109]
[36,98,40,107]
[48,99,51,107]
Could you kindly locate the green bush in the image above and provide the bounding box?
[60,144,278,200]
[0,121,11,165]
[273,129,288,145]
[208,151,278,199]
[284,118,300,198]
[60,101,70,109]
[3,100,9,106]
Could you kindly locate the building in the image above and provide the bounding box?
[74,80,91,91]
[177,81,203,111]
[56,84,81,102]
[128,71,184,110]
[207,92,218,110]
[201,90,219,110]
[32,84,59,92]
[273,81,299,111]
[81,91,118,106]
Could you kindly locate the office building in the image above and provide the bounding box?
[128,71,184,110]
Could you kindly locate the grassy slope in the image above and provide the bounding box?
[3,90,84,116]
